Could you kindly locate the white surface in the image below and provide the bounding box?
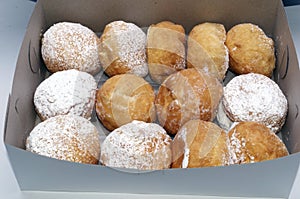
[0,0,300,198]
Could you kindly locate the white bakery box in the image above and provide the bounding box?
[3,0,300,198]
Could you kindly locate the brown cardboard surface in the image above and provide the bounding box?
[4,0,300,197]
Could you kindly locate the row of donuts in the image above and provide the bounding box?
[26,115,288,169]
[33,66,288,136]
[28,67,289,169]
[41,20,275,84]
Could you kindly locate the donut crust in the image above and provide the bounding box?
[96,74,156,131]
[228,122,289,164]
[155,68,223,135]
[187,22,229,80]
[225,23,275,77]
[172,120,229,168]
[147,21,186,84]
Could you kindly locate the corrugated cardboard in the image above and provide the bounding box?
[4,0,300,197]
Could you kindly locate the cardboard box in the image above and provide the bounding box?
[4,0,300,197]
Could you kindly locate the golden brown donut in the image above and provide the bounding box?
[187,22,229,81]
[172,120,229,168]
[155,68,223,135]
[26,115,100,164]
[225,23,275,77]
[96,74,156,131]
[98,21,148,77]
[228,122,289,164]
[147,21,186,84]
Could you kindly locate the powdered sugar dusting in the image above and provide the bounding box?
[228,129,244,164]
[26,115,100,164]
[176,126,190,168]
[223,46,229,76]
[34,69,97,120]
[99,21,148,77]
[100,120,172,170]
[41,22,101,75]
[223,73,288,133]
[182,148,190,168]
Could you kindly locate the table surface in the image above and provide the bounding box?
[1,0,300,198]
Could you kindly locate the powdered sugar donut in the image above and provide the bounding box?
[26,115,100,164]
[34,69,97,121]
[222,73,288,133]
[100,120,172,170]
[98,21,148,77]
[41,22,101,75]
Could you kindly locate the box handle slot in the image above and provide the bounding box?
[14,98,20,114]
[278,45,289,79]
[295,104,298,119]
[28,40,40,74]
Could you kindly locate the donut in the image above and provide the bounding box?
[98,20,148,77]
[100,120,172,170]
[95,74,156,131]
[228,122,289,164]
[147,21,186,84]
[225,23,275,77]
[187,22,229,81]
[155,68,223,135]
[26,115,101,164]
[34,69,97,121]
[41,22,101,75]
[172,120,229,168]
[222,73,288,133]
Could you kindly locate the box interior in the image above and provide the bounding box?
[4,0,300,197]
